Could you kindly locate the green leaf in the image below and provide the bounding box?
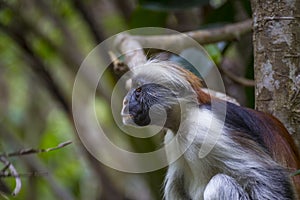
[291,169,300,177]
[204,44,222,65]
[139,0,210,11]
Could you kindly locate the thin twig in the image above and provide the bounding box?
[218,41,255,87]
[0,171,48,178]
[0,141,72,158]
[218,62,255,87]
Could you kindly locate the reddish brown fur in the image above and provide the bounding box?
[175,66,211,104]
[246,109,300,195]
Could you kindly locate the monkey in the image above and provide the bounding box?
[121,59,300,200]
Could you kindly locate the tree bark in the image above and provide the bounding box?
[251,0,300,148]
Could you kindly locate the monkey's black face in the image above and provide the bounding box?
[121,83,176,127]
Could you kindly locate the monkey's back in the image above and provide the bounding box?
[206,101,300,197]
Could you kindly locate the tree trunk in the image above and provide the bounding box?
[251,0,300,148]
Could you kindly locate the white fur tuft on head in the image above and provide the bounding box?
[131,60,199,102]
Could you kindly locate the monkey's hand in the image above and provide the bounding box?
[203,174,250,200]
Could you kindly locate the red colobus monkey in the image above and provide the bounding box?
[121,60,300,200]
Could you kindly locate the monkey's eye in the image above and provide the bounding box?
[135,87,142,98]
[135,87,142,93]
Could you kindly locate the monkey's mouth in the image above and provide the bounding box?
[121,114,132,120]
[121,114,134,125]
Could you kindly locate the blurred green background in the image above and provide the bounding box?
[0,0,254,199]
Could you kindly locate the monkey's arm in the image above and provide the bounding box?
[203,174,250,200]
[164,131,192,200]
[164,172,192,200]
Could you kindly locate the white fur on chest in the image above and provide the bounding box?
[164,108,225,200]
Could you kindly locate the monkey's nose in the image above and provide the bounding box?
[123,99,128,105]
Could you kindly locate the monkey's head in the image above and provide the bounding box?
[121,60,210,129]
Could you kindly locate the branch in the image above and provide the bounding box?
[115,33,147,70]
[131,19,252,49]
[108,51,129,75]
[115,20,252,70]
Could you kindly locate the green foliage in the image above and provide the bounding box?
[32,37,57,62]
[204,44,222,65]
[55,0,75,18]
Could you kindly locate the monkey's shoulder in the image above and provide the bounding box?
[201,101,300,170]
